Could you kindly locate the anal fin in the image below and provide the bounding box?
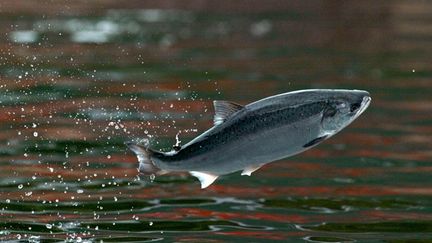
[190,171,218,189]
[241,164,263,176]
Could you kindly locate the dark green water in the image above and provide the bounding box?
[1,1,432,242]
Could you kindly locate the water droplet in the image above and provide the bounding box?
[46,224,52,229]
[77,189,84,194]
[18,184,23,189]
[33,132,38,137]
[149,221,153,226]
[149,174,155,182]
[28,235,40,243]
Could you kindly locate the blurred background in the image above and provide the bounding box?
[0,1,431,242]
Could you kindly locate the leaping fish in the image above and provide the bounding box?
[127,89,371,189]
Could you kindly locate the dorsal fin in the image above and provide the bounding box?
[213,100,244,125]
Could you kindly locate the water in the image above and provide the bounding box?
[1,1,431,242]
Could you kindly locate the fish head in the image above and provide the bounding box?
[320,90,371,134]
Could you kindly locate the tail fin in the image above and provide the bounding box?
[126,141,166,175]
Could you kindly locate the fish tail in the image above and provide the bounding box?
[126,141,166,175]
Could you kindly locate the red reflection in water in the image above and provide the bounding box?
[176,208,307,223]
[206,185,408,197]
[216,231,299,241]
[362,211,432,221]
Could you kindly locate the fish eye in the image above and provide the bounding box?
[336,102,347,110]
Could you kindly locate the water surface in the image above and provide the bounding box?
[1,1,432,242]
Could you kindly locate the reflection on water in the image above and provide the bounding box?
[1,0,432,242]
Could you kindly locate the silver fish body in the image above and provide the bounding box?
[127,89,371,188]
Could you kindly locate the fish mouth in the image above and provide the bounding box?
[351,95,371,120]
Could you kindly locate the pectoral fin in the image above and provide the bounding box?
[303,135,328,148]
[241,164,263,176]
[190,171,218,189]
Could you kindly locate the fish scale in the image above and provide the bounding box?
[127,89,371,189]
